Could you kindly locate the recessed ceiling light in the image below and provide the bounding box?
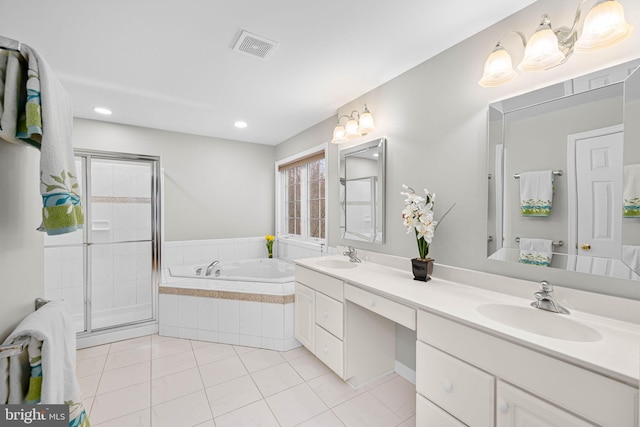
[93,107,112,115]
[234,121,248,129]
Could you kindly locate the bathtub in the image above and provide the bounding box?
[159,258,300,351]
[169,258,295,283]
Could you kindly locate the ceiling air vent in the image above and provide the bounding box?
[232,30,279,60]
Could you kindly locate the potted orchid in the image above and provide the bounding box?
[401,185,454,281]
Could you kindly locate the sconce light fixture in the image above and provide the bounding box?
[479,0,633,87]
[331,105,375,144]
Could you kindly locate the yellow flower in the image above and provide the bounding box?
[265,235,275,242]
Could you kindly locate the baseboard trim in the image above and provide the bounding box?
[395,360,416,385]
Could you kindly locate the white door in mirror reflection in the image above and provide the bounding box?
[569,126,623,260]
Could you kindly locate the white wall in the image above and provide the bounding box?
[275,0,640,299]
[0,142,44,341]
[73,118,276,241]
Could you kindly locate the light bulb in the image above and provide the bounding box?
[479,45,517,87]
[575,0,633,52]
[331,125,347,144]
[519,19,565,72]
[344,118,361,138]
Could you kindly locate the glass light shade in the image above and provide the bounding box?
[331,125,348,144]
[518,26,566,72]
[478,46,517,87]
[358,111,375,134]
[344,118,361,138]
[575,0,633,52]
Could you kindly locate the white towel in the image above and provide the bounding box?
[519,170,553,216]
[622,245,640,275]
[3,301,89,425]
[623,164,640,217]
[519,238,553,267]
[0,357,6,403]
[0,50,24,144]
[19,44,84,235]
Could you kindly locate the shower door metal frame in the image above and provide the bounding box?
[73,149,162,337]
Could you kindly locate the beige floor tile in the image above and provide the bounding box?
[214,399,280,427]
[297,410,346,427]
[96,361,151,396]
[250,362,304,397]
[103,346,150,372]
[78,373,101,398]
[92,408,150,427]
[152,350,197,379]
[307,371,366,408]
[288,353,330,381]
[239,348,286,373]
[193,342,237,366]
[150,337,193,359]
[199,356,247,388]
[90,382,151,425]
[333,392,402,427]
[109,335,151,354]
[151,390,213,427]
[279,345,310,361]
[369,376,416,420]
[265,383,328,427]
[151,367,204,405]
[76,344,110,361]
[205,374,263,417]
[76,355,108,378]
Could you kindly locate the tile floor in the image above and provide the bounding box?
[76,334,416,427]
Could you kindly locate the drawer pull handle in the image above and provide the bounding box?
[323,347,328,354]
[369,301,376,308]
[443,382,453,393]
[498,401,509,413]
[322,312,328,318]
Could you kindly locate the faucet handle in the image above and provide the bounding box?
[539,280,553,293]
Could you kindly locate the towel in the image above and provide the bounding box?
[0,43,84,234]
[0,50,25,144]
[622,245,640,275]
[519,238,553,267]
[623,164,640,218]
[3,301,90,426]
[519,170,553,216]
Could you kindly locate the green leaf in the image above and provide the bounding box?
[50,175,64,184]
[71,183,79,189]
[46,185,66,192]
[61,170,67,180]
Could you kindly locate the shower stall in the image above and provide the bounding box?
[43,149,161,346]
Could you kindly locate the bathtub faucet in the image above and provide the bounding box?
[205,260,220,276]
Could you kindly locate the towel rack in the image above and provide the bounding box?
[514,170,563,179]
[0,298,50,358]
[0,35,22,53]
[515,237,564,247]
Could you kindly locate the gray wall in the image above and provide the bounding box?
[0,142,44,341]
[73,119,276,241]
[308,0,640,300]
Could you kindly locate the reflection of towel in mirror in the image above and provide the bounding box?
[519,238,553,267]
[519,170,553,216]
[623,164,640,217]
[622,245,640,276]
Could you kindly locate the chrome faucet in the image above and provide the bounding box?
[343,246,361,263]
[530,281,569,314]
[205,260,220,276]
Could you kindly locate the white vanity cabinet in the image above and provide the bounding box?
[417,310,638,427]
[294,266,345,377]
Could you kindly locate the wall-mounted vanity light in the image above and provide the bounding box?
[331,105,376,144]
[479,0,633,87]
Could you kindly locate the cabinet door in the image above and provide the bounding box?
[497,381,595,427]
[294,282,315,352]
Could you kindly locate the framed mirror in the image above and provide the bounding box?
[487,59,640,280]
[339,137,386,243]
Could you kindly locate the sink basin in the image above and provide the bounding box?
[476,304,603,342]
[316,259,358,269]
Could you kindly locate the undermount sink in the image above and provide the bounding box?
[316,259,358,269]
[476,304,603,342]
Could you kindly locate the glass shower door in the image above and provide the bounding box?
[43,150,160,335]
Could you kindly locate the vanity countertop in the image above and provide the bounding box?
[295,256,640,386]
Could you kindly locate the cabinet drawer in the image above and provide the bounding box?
[344,284,416,330]
[315,325,344,377]
[315,292,343,339]
[296,266,343,301]
[416,393,467,427]
[416,341,494,427]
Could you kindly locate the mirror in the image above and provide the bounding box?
[487,59,640,280]
[340,137,386,243]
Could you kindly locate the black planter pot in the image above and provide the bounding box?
[411,258,434,282]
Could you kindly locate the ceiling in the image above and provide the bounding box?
[0,0,538,145]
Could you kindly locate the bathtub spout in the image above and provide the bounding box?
[205,260,220,276]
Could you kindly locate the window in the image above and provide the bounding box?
[277,148,326,241]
